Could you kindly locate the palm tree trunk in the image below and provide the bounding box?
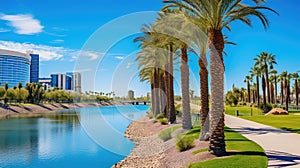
[208,29,225,156]
[265,65,271,103]
[168,44,176,124]
[271,83,274,104]
[275,76,277,104]
[199,54,209,141]
[285,78,289,111]
[247,81,251,103]
[164,64,170,119]
[180,46,192,129]
[295,79,298,107]
[281,81,284,105]
[150,75,155,115]
[160,71,167,116]
[256,76,260,107]
[153,68,160,117]
[262,75,267,112]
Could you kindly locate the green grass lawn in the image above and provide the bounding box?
[225,105,300,134]
[189,127,267,168]
[225,105,262,116]
[241,115,300,134]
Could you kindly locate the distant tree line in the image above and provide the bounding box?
[0,82,112,105]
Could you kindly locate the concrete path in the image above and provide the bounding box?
[225,115,300,168]
[187,103,300,167]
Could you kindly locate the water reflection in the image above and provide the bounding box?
[0,105,149,168]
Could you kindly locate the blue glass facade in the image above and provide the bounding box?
[66,75,72,90]
[51,74,59,88]
[0,51,31,88]
[30,54,39,83]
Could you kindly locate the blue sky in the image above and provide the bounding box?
[0,0,299,97]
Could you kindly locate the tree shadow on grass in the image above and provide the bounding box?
[226,151,267,157]
[281,127,300,134]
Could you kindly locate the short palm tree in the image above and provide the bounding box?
[163,0,277,155]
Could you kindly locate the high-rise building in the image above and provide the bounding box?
[0,49,31,88]
[67,72,82,93]
[51,74,72,90]
[128,90,134,100]
[29,53,39,83]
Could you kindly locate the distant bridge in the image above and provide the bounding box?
[116,100,151,105]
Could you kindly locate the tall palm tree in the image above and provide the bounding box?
[244,75,252,103]
[163,0,277,155]
[292,72,299,107]
[255,52,277,104]
[250,65,262,109]
[269,69,278,104]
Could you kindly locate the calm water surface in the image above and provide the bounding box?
[0,105,149,168]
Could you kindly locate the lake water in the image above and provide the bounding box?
[0,105,149,168]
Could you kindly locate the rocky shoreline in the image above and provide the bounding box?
[113,117,213,168]
[0,102,120,119]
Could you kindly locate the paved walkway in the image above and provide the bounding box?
[225,115,300,168]
[188,103,300,167]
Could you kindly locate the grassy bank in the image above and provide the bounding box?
[241,115,300,134]
[189,127,267,168]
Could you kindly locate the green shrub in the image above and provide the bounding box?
[159,130,172,142]
[259,103,272,113]
[146,111,153,119]
[159,118,168,125]
[176,135,195,152]
[156,113,165,119]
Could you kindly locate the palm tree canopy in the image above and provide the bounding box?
[163,0,278,32]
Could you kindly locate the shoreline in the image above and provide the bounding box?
[114,116,212,168]
[0,102,123,119]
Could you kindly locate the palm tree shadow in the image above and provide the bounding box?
[267,150,300,167]
[226,151,267,157]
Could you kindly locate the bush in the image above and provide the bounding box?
[159,130,172,142]
[259,103,272,113]
[146,111,153,119]
[176,135,195,152]
[159,118,168,125]
[156,113,165,119]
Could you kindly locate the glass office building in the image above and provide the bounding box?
[30,53,39,83]
[51,74,72,90]
[0,49,31,88]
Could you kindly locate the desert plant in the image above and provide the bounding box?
[159,130,172,142]
[159,118,168,125]
[176,135,195,152]
[146,111,153,119]
[156,113,165,120]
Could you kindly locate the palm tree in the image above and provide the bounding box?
[250,65,262,109]
[255,52,277,104]
[244,75,252,103]
[269,69,278,104]
[163,0,277,155]
[292,72,299,107]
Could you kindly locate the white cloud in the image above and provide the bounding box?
[115,56,125,60]
[0,14,44,35]
[79,51,100,60]
[0,40,64,61]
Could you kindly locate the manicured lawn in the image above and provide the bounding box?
[242,115,300,134]
[225,105,262,116]
[189,127,267,168]
[225,105,300,134]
